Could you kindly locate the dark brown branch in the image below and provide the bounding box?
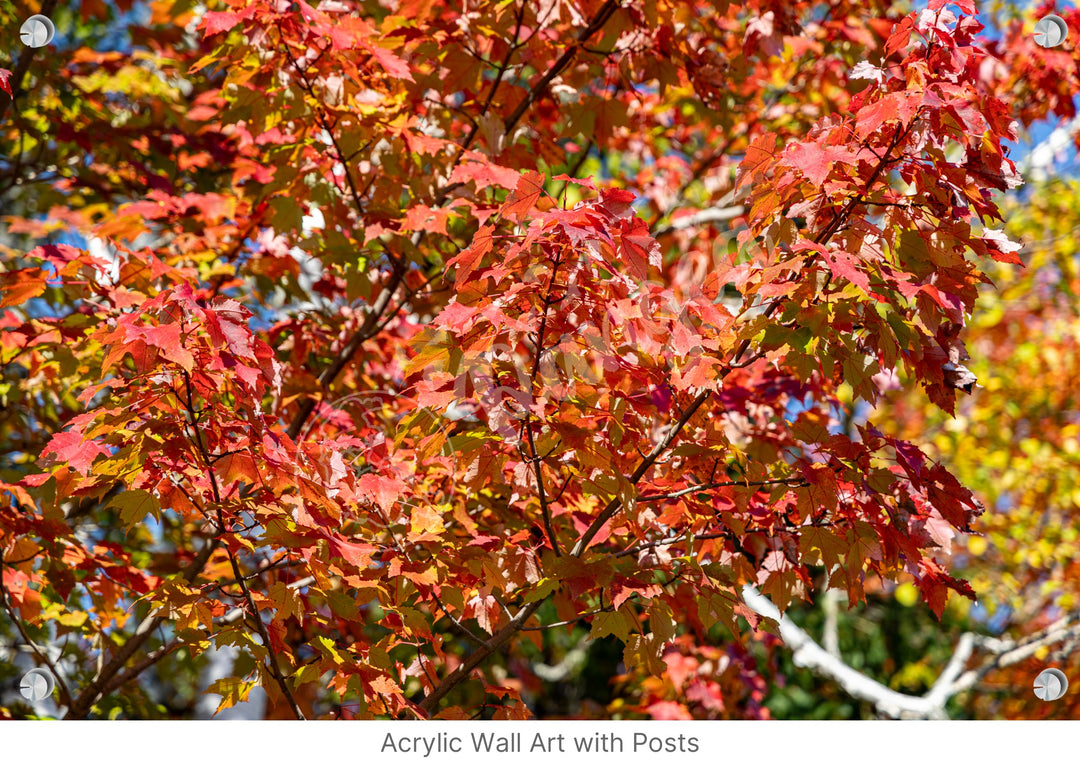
[523,254,564,556]
[66,535,219,718]
[430,596,488,648]
[638,476,808,502]
[612,521,837,559]
[285,266,405,440]
[447,0,528,170]
[223,546,305,719]
[521,605,613,631]
[418,599,545,714]
[502,0,621,135]
[571,388,714,556]
[183,376,305,720]
[97,638,184,700]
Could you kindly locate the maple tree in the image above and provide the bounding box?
[1,0,1078,719]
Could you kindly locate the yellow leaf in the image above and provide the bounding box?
[207,677,256,715]
[409,505,444,536]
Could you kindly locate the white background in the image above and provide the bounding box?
[0,720,1071,774]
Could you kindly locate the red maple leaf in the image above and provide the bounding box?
[500,170,546,221]
[41,431,109,475]
[616,219,661,280]
[200,8,254,38]
[449,161,522,191]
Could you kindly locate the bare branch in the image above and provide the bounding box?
[822,587,842,660]
[522,606,612,631]
[532,634,592,682]
[222,546,306,719]
[430,596,488,648]
[501,0,621,135]
[743,586,1080,719]
[924,632,975,707]
[741,585,949,719]
[950,615,1080,696]
[66,536,220,718]
[654,205,744,237]
[638,476,807,502]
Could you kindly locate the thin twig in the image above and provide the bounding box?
[184,375,306,720]
[521,606,612,631]
[223,546,306,719]
[431,596,488,647]
[638,476,807,502]
[523,253,565,556]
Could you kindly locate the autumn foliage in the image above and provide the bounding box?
[1,0,1078,719]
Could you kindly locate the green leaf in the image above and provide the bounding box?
[799,525,848,570]
[267,581,304,622]
[648,601,677,645]
[292,663,324,687]
[590,610,631,642]
[624,633,666,676]
[109,489,163,527]
[312,635,348,667]
[268,196,303,233]
[522,577,559,604]
[207,676,256,715]
[697,589,737,634]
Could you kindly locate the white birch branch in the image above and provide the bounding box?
[950,615,1080,695]
[741,585,948,718]
[742,585,1080,719]
[821,587,841,659]
[655,205,744,237]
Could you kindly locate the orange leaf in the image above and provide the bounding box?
[0,268,48,307]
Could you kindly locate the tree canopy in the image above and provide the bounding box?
[2,0,1079,720]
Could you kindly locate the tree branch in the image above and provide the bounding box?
[97,638,184,701]
[637,476,807,502]
[741,585,949,719]
[501,0,621,135]
[571,388,714,556]
[523,254,564,556]
[654,205,744,237]
[417,599,545,714]
[223,546,306,719]
[950,614,1080,695]
[183,381,305,720]
[821,586,842,660]
[743,587,1080,719]
[430,595,489,648]
[447,0,528,169]
[286,260,406,440]
[66,536,219,718]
